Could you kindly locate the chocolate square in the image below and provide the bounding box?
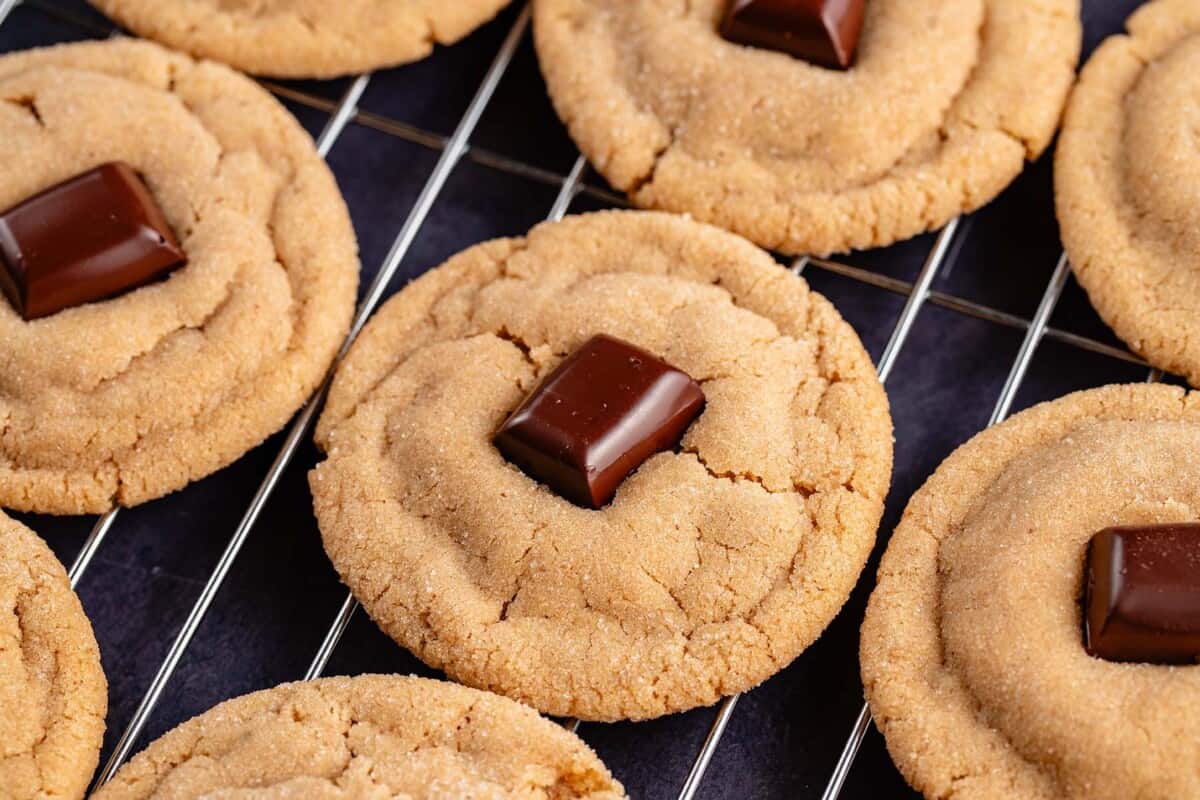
[0,162,187,320]
[721,0,866,70]
[494,334,706,509]
[1085,524,1200,664]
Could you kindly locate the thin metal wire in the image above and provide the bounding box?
[819,252,1072,800]
[990,254,1071,425]
[676,220,964,800]
[305,151,591,684]
[0,0,22,25]
[676,695,742,800]
[877,218,961,383]
[807,256,1145,367]
[315,75,370,158]
[260,81,628,209]
[818,704,873,800]
[90,9,532,787]
[305,592,357,680]
[547,155,588,221]
[68,509,118,589]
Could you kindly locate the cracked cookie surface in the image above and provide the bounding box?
[0,39,358,515]
[310,210,893,720]
[90,674,625,800]
[87,0,514,79]
[533,0,1080,256]
[1,510,108,800]
[1057,0,1200,388]
[861,384,1200,800]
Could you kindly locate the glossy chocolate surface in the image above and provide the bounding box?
[494,334,706,509]
[0,161,187,320]
[1085,523,1200,664]
[721,0,866,70]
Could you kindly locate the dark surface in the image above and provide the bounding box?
[722,0,865,70]
[1085,524,1200,664]
[0,161,185,319]
[495,334,706,510]
[0,1,1160,797]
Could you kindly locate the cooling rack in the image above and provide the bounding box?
[1,1,1161,797]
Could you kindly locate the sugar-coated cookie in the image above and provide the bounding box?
[862,384,1200,800]
[88,0,514,78]
[533,0,1081,256]
[91,675,625,799]
[0,39,358,514]
[1057,0,1200,387]
[310,210,893,720]
[1,511,107,800]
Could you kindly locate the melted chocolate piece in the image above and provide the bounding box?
[721,0,866,70]
[494,334,706,509]
[1085,524,1200,664]
[0,162,187,320]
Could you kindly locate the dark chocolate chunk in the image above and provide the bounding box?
[494,334,706,509]
[721,0,866,70]
[0,162,187,320]
[1085,523,1200,664]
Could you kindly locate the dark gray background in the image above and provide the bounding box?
[1,1,1162,797]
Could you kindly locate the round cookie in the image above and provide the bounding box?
[87,0,514,79]
[861,384,1200,800]
[532,0,1081,257]
[1,511,108,800]
[310,210,893,721]
[0,39,358,515]
[1056,0,1200,387]
[91,674,625,799]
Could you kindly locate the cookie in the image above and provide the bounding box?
[1056,0,1200,387]
[310,210,893,721]
[861,384,1200,800]
[87,0,515,79]
[0,39,358,515]
[91,674,625,799]
[532,0,1081,257]
[1,511,108,800]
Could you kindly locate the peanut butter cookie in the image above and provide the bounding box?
[0,39,358,514]
[310,210,893,720]
[1,511,107,800]
[1057,0,1200,387]
[91,675,624,799]
[862,384,1200,800]
[88,0,514,78]
[533,0,1081,256]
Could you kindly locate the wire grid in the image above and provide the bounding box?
[1,1,1159,797]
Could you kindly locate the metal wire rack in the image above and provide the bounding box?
[1,1,1157,797]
